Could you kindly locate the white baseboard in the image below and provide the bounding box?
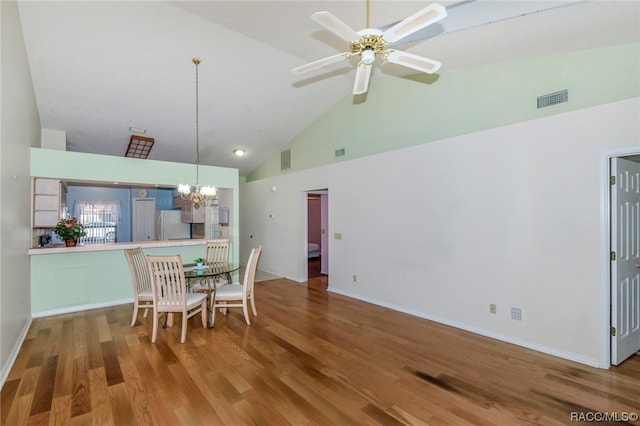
[31,298,133,318]
[1,317,32,390]
[328,288,601,369]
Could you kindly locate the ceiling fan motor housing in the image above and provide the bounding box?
[351,29,387,63]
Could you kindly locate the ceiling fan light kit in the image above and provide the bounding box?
[292,2,447,95]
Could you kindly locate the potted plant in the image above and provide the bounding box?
[54,218,87,247]
[194,257,205,268]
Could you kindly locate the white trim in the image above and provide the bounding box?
[31,298,132,318]
[599,147,640,369]
[329,288,601,367]
[0,317,32,389]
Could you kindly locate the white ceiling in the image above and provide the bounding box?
[17,0,640,176]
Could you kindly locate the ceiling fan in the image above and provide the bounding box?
[292,2,447,95]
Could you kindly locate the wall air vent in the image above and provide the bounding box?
[335,148,345,157]
[281,149,291,171]
[537,89,568,109]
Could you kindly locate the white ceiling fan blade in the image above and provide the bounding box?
[292,52,350,74]
[353,62,373,95]
[311,11,360,42]
[382,4,447,44]
[385,50,442,74]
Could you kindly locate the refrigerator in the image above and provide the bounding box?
[156,210,191,240]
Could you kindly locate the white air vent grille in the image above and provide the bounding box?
[335,148,345,157]
[281,149,291,171]
[537,89,568,108]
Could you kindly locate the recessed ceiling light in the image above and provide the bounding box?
[233,149,246,157]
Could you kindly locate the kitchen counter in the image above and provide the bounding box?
[29,238,207,255]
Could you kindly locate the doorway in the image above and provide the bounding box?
[599,148,640,369]
[609,154,640,366]
[307,190,328,284]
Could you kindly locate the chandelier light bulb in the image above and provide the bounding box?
[178,184,191,195]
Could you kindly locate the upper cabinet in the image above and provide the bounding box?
[173,196,205,223]
[33,178,66,227]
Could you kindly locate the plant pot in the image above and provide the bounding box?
[65,238,77,247]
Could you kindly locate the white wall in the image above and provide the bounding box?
[1,0,41,387]
[240,98,640,367]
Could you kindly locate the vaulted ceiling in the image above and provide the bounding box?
[17,0,640,176]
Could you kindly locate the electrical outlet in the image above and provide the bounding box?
[353,275,357,282]
[511,307,522,321]
[489,303,497,314]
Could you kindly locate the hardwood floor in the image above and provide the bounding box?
[2,277,639,425]
[308,257,323,279]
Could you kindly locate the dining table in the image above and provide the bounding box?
[182,261,240,327]
[183,261,240,287]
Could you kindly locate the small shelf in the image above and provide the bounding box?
[32,178,66,228]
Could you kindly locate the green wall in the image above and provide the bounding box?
[31,147,239,189]
[31,147,240,260]
[30,147,242,315]
[30,244,240,315]
[248,43,639,181]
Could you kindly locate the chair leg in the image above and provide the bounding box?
[181,312,188,343]
[151,308,159,343]
[131,300,138,327]
[201,300,208,329]
[250,296,257,316]
[210,302,217,327]
[143,307,149,318]
[242,299,251,325]
[167,313,174,327]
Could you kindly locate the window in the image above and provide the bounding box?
[74,200,120,244]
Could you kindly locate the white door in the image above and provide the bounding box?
[611,158,640,365]
[133,198,156,241]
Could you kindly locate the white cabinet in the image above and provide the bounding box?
[173,196,205,223]
[33,178,65,227]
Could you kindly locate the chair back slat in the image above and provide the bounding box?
[125,247,152,294]
[146,255,188,308]
[206,240,230,263]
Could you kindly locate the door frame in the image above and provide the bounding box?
[600,147,640,368]
[132,197,156,241]
[304,189,328,283]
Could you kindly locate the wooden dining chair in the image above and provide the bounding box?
[205,239,230,264]
[124,247,154,327]
[210,246,262,327]
[191,239,232,294]
[146,254,208,343]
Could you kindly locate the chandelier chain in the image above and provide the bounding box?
[194,57,200,186]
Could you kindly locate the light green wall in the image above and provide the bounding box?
[30,147,242,314]
[30,245,239,315]
[31,147,239,189]
[31,147,240,261]
[248,42,639,181]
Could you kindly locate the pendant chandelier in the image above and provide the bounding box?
[178,57,216,207]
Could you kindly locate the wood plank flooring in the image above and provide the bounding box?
[2,277,640,425]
